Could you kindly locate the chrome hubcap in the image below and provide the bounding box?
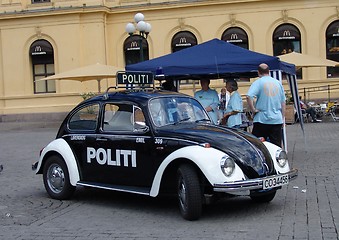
[178,179,187,209]
[47,164,65,194]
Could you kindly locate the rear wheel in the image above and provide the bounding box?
[177,164,202,221]
[250,190,276,203]
[43,155,75,200]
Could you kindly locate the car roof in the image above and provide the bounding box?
[84,89,190,105]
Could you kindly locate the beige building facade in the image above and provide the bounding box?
[0,0,338,120]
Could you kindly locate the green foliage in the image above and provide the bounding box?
[80,92,96,100]
[285,92,293,104]
[80,92,97,113]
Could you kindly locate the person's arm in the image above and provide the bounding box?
[225,94,242,118]
[206,90,219,112]
[246,95,259,114]
[223,110,240,119]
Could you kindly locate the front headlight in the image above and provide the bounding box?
[220,155,235,177]
[276,149,288,167]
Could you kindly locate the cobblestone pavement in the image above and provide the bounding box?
[0,120,339,239]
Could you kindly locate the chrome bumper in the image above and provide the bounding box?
[32,161,38,171]
[213,168,298,193]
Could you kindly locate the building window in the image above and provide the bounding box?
[326,20,339,78]
[171,31,197,85]
[171,31,197,53]
[30,40,55,94]
[221,27,249,49]
[273,24,302,79]
[31,0,50,3]
[124,35,149,65]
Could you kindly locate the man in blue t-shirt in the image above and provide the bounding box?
[194,79,219,124]
[246,63,286,147]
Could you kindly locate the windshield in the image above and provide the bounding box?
[149,96,210,127]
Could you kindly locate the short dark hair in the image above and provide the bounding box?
[226,79,238,91]
[162,80,176,91]
[200,78,210,84]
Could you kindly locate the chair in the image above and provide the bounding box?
[320,103,327,111]
[301,109,311,123]
[329,107,339,122]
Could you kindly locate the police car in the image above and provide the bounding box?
[33,72,298,221]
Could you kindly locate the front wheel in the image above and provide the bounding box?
[177,164,203,221]
[250,190,276,203]
[43,155,75,200]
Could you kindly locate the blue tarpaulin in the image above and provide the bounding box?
[125,38,296,79]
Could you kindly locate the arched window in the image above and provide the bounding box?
[30,40,55,94]
[273,24,301,55]
[273,24,302,78]
[221,27,249,49]
[171,31,197,53]
[124,35,149,65]
[326,20,339,78]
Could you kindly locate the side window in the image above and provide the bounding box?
[68,104,100,131]
[133,106,146,130]
[103,103,133,132]
[149,99,167,126]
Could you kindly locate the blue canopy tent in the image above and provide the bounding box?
[126,38,295,79]
[126,38,303,149]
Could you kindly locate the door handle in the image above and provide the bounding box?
[96,137,108,141]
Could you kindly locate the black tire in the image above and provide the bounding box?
[177,164,202,221]
[43,155,75,200]
[250,190,276,203]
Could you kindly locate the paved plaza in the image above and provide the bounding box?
[0,119,339,239]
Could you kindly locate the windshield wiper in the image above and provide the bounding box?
[195,118,210,123]
[173,117,191,125]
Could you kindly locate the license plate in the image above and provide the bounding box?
[263,174,289,190]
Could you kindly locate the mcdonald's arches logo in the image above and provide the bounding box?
[283,30,291,37]
[278,29,295,40]
[31,45,47,55]
[127,41,140,51]
[176,37,191,47]
[230,33,238,40]
[227,33,243,43]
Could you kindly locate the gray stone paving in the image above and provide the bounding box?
[0,120,338,239]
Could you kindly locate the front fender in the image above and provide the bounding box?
[149,145,245,197]
[263,141,291,174]
[35,138,80,186]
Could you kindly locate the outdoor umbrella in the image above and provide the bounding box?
[277,52,339,69]
[37,63,123,92]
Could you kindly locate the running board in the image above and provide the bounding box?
[77,181,151,196]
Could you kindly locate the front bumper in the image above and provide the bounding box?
[32,161,38,171]
[213,168,298,193]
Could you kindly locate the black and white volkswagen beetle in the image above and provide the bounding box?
[33,72,297,220]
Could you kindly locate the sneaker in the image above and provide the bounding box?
[313,119,322,122]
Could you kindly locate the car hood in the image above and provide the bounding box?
[157,124,275,178]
